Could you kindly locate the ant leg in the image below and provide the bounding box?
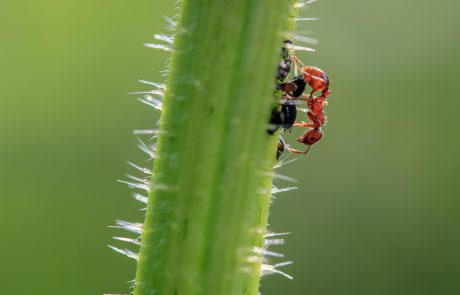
[288,145,311,155]
[293,121,313,128]
[302,93,311,100]
[294,94,310,102]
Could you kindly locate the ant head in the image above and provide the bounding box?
[298,128,323,146]
[302,66,330,92]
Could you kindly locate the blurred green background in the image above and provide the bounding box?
[1,0,459,294]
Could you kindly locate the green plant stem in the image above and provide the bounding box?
[134,1,297,295]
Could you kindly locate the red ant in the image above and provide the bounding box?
[287,51,331,155]
[270,40,332,157]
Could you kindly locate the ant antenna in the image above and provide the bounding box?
[291,55,306,73]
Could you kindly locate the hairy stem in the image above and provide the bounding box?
[135,1,297,294]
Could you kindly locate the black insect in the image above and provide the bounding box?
[269,40,304,136]
[277,75,306,98]
[276,137,286,160]
[276,40,292,81]
[268,101,297,135]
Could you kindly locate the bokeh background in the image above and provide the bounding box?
[1,0,459,294]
